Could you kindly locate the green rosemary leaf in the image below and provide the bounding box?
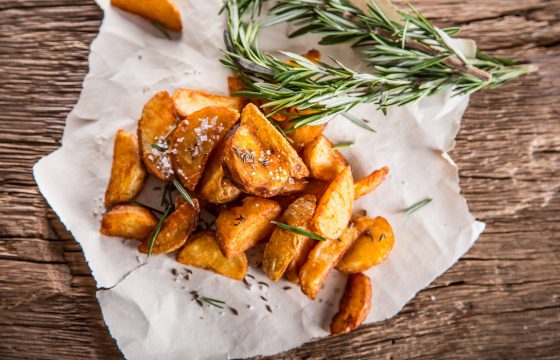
[342,113,376,133]
[151,20,171,40]
[151,143,166,152]
[271,221,326,241]
[200,296,226,308]
[147,206,172,257]
[332,142,354,149]
[404,198,432,216]
[172,179,195,207]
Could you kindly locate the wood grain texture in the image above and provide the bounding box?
[0,0,558,359]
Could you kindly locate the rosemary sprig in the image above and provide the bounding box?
[172,179,195,207]
[271,220,326,241]
[151,20,171,39]
[147,205,172,256]
[332,141,355,149]
[200,296,226,309]
[222,0,532,128]
[404,197,432,215]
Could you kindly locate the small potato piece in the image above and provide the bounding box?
[176,231,247,280]
[111,0,182,31]
[138,200,199,254]
[303,135,348,181]
[138,91,177,181]
[311,166,353,239]
[330,273,372,335]
[336,216,395,274]
[104,130,147,208]
[198,139,241,204]
[215,197,282,258]
[100,204,157,240]
[354,166,389,200]
[299,223,360,299]
[172,88,244,118]
[263,195,316,281]
[282,123,325,153]
[170,106,240,190]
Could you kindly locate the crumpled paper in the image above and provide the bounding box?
[33,0,485,359]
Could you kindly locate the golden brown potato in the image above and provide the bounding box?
[138,200,199,254]
[285,236,316,284]
[227,76,246,96]
[263,195,317,281]
[197,139,241,204]
[336,216,395,274]
[282,123,325,153]
[172,88,244,118]
[137,91,177,181]
[104,130,147,208]
[331,273,372,335]
[169,106,240,191]
[111,0,182,31]
[299,223,360,299]
[215,197,282,258]
[354,166,389,200]
[311,165,353,240]
[100,204,158,240]
[303,135,348,181]
[277,178,308,196]
[176,231,247,280]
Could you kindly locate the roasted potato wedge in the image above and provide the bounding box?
[138,199,199,254]
[331,273,372,335]
[282,122,325,153]
[299,223,360,299]
[336,216,395,273]
[172,88,244,118]
[277,178,308,196]
[215,197,282,258]
[138,91,177,181]
[100,204,157,240]
[311,165,353,239]
[227,76,246,96]
[263,195,317,281]
[176,231,247,280]
[104,130,147,208]
[303,135,348,181]
[285,236,316,284]
[169,106,240,191]
[197,139,241,204]
[354,166,389,200]
[111,0,182,32]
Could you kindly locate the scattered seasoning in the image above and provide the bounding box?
[257,281,269,288]
[363,230,374,240]
[233,146,255,163]
[196,299,204,307]
[151,20,171,39]
[270,221,326,241]
[260,296,268,302]
[379,233,387,242]
[229,307,239,316]
[332,142,354,150]
[256,262,262,269]
[171,269,178,276]
[246,274,256,280]
[266,305,273,313]
[258,153,271,167]
[242,277,251,288]
[234,215,245,226]
[283,286,292,291]
[404,198,433,216]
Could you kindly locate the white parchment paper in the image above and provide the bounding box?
[33,0,485,358]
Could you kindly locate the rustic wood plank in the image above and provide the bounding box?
[0,0,559,359]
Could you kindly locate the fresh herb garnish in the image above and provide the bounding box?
[271,221,326,241]
[233,146,255,163]
[151,143,167,152]
[199,296,226,309]
[332,142,355,150]
[404,197,432,215]
[147,206,172,257]
[172,179,195,207]
[151,20,171,40]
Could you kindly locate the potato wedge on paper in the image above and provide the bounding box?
[282,123,325,153]
[223,104,308,197]
[169,106,240,190]
[285,236,316,284]
[104,129,147,208]
[197,139,241,204]
[215,197,281,258]
[100,204,157,240]
[331,273,372,335]
[176,231,247,280]
[354,166,389,200]
[172,88,244,118]
[336,216,395,274]
[111,0,183,32]
[299,223,360,299]
[303,135,348,181]
[263,195,317,281]
[138,200,199,254]
[311,165,353,239]
[138,91,178,181]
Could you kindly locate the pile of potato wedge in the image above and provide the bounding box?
[100,52,395,335]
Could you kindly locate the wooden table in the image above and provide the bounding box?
[1,0,559,358]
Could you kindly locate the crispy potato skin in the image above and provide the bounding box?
[138,200,199,254]
[176,231,247,280]
[282,123,325,153]
[172,88,244,118]
[111,0,182,31]
[354,166,389,200]
[138,91,177,181]
[336,216,395,273]
[330,273,372,335]
[198,139,241,204]
[299,223,360,299]
[169,106,240,191]
[311,166,353,239]
[215,197,282,258]
[100,204,157,240]
[303,135,348,181]
[104,130,147,208]
[263,195,317,281]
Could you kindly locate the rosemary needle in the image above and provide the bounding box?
[147,206,172,257]
[404,198,432,216]
[271,221,326,241]
[172,179,195,207]
[332,142,354,150]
